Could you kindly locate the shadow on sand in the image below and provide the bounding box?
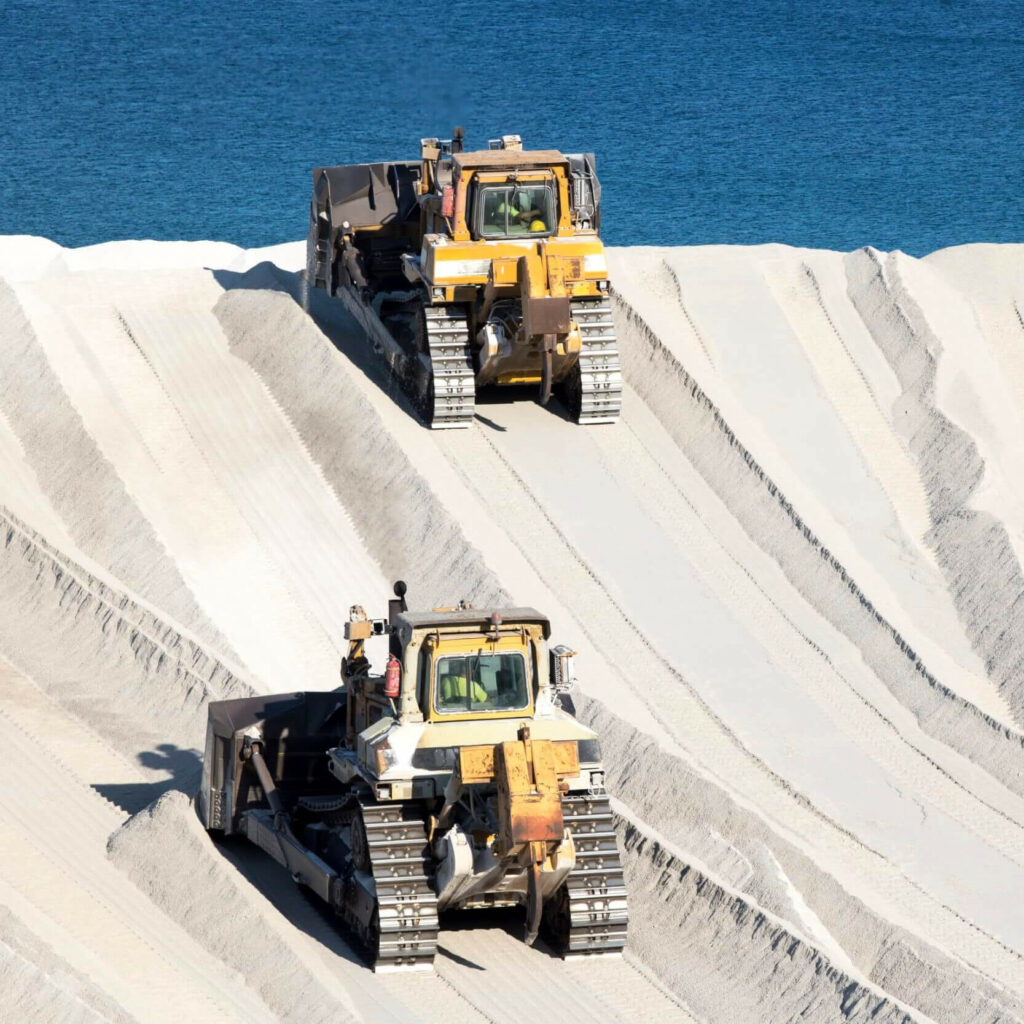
[209,816,557,971]
[439,903,565,964]
[210,262,574,430]
[213,836,367,969]
[211,262,423,430]
[92,743,203,815]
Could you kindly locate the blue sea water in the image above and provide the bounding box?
[2,0,1022,255]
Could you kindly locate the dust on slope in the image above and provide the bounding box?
[214,285,509,612]
[0,906,138,1024]
[619,822,924,1024]
[585,694,1024,1024]
[607,245,994,720]
[109,792,391,1024]
[109,272,390,678]
[0,402,76,554]
[435,925,697,1024]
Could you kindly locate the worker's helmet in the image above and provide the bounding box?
[529,219,547,232]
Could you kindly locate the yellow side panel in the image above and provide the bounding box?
[427,236,608,288]
[458,744,496,784]
[551,739,580,778]
[499,741,532,795]
[497,373,542,386]
[492,257,518,285]
[434,634,530,656]
[455,739,579,784]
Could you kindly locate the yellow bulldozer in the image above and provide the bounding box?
[198,582,628,970]
[306,129,622,428]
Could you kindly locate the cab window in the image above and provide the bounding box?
[434,651,529,714]
[476,184,555,239]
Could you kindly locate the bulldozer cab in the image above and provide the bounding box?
[445,149,573,243]
[342,603,552,737]
[422,631,535,721]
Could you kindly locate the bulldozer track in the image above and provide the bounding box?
[569,298,622,425]
[556,793,629,955]
[358,801,440,971]
[422,305,476,430]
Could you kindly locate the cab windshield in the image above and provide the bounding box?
[477,184,555,238]
[434,651,530,714]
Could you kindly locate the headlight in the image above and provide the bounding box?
[411,746,458,771]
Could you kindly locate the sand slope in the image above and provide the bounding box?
[1,235,1023,1023]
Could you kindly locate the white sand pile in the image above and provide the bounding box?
[618,824,920,1024]
[3,236,1024,1024]
[0,907,137,1024]
[0,506,253,772]
[206,253,1024,1017]
[608,250,1024,796]
[0,235,304,283]
[2,257,392,690]
[583,694,1024,1024]
[215,285,510,611]
[846,247,1024,721]
[0,659,285,1024]
[0,281,233,656]
[108,792,363,1024]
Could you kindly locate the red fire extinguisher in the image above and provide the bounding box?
[384,654,401,698]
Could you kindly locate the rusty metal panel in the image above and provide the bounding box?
[458,745,496,784]
[499,741,531,794]
[530,739,558,790]
[552,740,580,777]
[507,792,564,845]
[495,739,565,848]
[490,258,518,286]
[517,252,545,298]
[523,295,572,337]
[547,256,583,297]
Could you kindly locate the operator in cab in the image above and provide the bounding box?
[485,188,548,235]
